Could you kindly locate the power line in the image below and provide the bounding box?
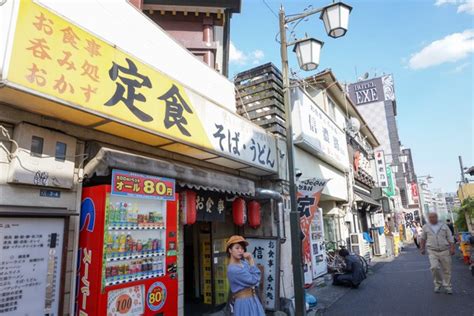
[261,0,279,19]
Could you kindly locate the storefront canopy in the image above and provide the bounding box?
[84,146,255,196]
[354,191,381,209]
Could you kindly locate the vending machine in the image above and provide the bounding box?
[77,169,178,315]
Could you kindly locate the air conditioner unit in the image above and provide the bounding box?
[372,231,386,256]
[350,233,363,246]
[7,123,77,189]
[350,233,370,259]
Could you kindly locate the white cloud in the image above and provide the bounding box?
[229,41,246,64]
[452,62,471,73]
[458,0,474,14]
[408,29,474,70]
[253,50,264,60]
[435,0,459,6]
[434,0,474,15]
[229,41,265,65]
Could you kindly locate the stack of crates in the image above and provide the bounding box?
[234,63,286,138]
[200,234,212,304]
[213,239,230,305]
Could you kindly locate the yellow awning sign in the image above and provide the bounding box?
[5,0,278,173]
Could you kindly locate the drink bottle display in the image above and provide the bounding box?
[79,180,178,315]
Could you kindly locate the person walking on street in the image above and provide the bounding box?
[419,212,455,294]
[226,235,265,316]
[412,222,422,248]
[446,219,455,239]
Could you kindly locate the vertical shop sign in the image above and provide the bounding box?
[411,182,419,204]
[384,165,395,197]
[246,238,279,311]
[297,178,329,284]
[374,150,388,188]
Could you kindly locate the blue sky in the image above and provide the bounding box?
[229,0,474,193]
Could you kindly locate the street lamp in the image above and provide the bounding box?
[417,175,434,224]
[293,38,324,71]
[279,2,352,315]
[320,2,353,38]
[418,175,433,183]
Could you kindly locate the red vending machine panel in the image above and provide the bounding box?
[77,170,178,315]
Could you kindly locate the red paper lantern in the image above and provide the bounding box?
[232,198,246,226]
[248,200,261,229]
[180,190,197,225]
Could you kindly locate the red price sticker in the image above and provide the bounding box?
[147,282,167,311]
[112,169,175,200]
[115,294,133,314]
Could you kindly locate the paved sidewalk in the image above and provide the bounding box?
[306,255,386,315]
[323,245,474,316]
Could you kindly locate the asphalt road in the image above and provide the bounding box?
[325,244,474,316]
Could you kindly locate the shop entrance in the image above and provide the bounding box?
[183,213,236,315]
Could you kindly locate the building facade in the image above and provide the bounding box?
[347,75,409,208]
[0,1,290,315]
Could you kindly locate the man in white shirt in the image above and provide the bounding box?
[420,212,455,294]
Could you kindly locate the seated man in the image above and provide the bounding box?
[332,249,366,288]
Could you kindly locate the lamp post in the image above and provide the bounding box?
[417,175,433,224]
[278,2,352,315]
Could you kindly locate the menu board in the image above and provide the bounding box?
[246,237,279,311]
[0,217,65,315]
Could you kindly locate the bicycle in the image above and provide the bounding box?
[325,241,369,275]
[324,240,347,273]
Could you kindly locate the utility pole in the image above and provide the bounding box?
[459,155,467,184]
[279,8,306,316]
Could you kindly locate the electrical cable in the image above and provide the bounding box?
[261,0,279,19]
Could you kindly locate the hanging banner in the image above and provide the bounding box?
[246,237,279,311]
[297,178,330,284]
[194,191,227,222]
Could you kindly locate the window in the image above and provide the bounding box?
[55,142,67,161]
[30,136,44,157]
[327,97,336,120]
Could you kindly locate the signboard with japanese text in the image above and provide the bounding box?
[374,150,388,188]
[297,178,329,285]
[245,238,279,311]
[111,169,175,200]
[194,191,227,222]
[291,88,349,170]
[373,213,385,228]
[383,165,395,197]
[410,182,419,204]
[107,285,145,316]
[347,75,396,106]
[0,217,65,315]
[4,0,277,173]
[309,208,327,279]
